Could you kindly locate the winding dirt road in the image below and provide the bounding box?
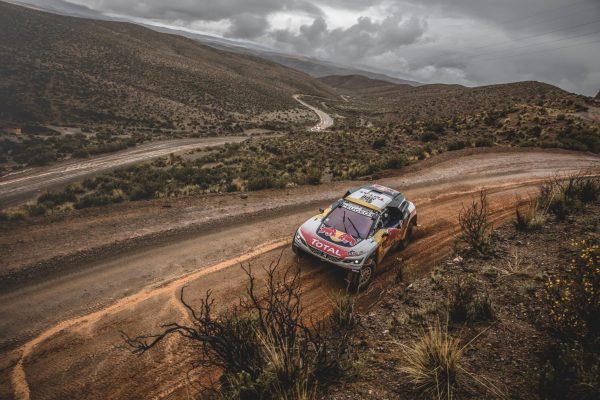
[1,149,599,399]
[294,94,334,131]
[0,137,251,208]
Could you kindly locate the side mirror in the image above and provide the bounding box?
[319,208,325,213]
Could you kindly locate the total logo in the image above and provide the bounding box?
[318,226,358,246]
[310,238,345,258]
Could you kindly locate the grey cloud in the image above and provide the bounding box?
[74,0,323,21]
[225,13,269,39]
[272,14,427,61]
[412,0,600,35]
[23,0,600,95]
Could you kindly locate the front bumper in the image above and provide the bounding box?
[293,230,365,271]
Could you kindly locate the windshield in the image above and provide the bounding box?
[323,203,376,239]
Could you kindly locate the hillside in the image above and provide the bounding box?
[0,1,335,130]
[252,52,421,86]
[318,74,404,90]
[335,80,583,120]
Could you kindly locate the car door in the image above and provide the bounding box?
[374,209,403,263]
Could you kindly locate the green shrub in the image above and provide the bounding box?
[372,137,387,149]
[549,195,570,221]
[558,128,600,153]
[539,342,599,400]
[306,167,322,185]
[540,175,600,221]
[458,191,493,255]
[247,175,277,191]
[546,240,599,339]
[330,291,357,331]
[75,192,123,209]
[72,148,90,158]
[420,131,439,142]
[447,140,469,151]
[540,241,600,400]
[37,190,76,208]
[514,198,547,232]
[25,204,47,217]
[448,277,494,324]
[474,137,494,147]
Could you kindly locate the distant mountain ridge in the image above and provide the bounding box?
[7,0,421,88]
[318,75,408,90]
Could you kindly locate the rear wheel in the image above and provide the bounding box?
[349,257,376,292]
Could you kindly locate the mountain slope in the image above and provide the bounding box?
[318,74,406,90]
[0,1,335,129]
[250,52,421,86]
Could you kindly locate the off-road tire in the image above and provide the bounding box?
[292,235,306,258]
[399,218,417,249]
[349,257,376,292]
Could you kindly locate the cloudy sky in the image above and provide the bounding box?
[22,0,600,95]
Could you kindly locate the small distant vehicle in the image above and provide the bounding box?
[292,184,417,291]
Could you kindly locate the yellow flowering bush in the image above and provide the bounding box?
[546,240,600,339]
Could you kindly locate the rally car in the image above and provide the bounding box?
[292,184,417,290]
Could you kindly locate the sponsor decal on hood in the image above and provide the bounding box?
[317,225,359,247]
[301,228,350,258]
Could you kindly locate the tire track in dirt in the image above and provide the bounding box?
[11,240,289,400]
[5,151,600,399]
[10,180,549,399]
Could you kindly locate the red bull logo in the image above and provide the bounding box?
[318,226,357,246]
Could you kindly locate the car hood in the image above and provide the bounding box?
[298,216,376,258]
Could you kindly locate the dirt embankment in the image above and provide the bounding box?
[0,149,599,400]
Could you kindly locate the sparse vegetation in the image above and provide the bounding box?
[399,323,464,399]
[514,197,548,232]
[447,277,494,324]
[540,240,600,400]
[399,322,500,399]
[122,262,357,399]
[324,180,598,400]
[545,240,599,339]
[539,174,600,220]
[458,190,494,255]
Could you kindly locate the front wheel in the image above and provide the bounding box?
[349,257,376,292]
[292,241,305,258]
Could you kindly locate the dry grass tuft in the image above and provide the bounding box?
[400,322,504,399]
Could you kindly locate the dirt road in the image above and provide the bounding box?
[1,149,599,399]
[0,137,251,208]
[293,94,334,131]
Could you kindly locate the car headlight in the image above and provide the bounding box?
[295,231,307,245]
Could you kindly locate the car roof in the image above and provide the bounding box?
[344,184,405,211]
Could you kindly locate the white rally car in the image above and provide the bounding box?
[292,184,417,290]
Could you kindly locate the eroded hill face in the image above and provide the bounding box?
[0,2,335,130]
